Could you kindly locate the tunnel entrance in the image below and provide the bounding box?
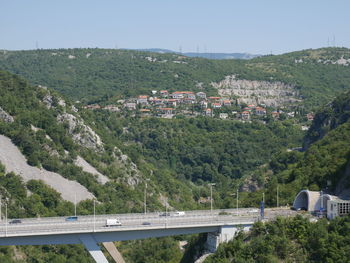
[293,191,309,210]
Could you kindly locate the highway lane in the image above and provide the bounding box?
[0,214,257,237]
[0,207,294,237]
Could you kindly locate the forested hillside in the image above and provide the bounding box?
[1,47,350,109]
[0,69,307,262]
[205,90,350,263]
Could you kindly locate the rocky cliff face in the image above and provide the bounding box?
[0,106,14,122]
[57,113,104,151]
[211,75,301,107]
[303,91,350,149]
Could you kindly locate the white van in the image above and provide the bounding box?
[105,219,122,227]
[172,211,185,217]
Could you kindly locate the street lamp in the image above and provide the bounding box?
[277,184,279,208]
[93,199,96,232]
[144,179,150,214]
[209,183,216,215]
[74,193,77,217]
[5,204,7,237]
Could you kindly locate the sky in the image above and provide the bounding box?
[1,0,349,55]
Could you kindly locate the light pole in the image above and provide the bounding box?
[74,193,77,217]
[144,179,149,214]
[209,183,216,216]
[5,204,7,237]
[165,197,168,228]
[236,189,239,215]
[93,199,96,232]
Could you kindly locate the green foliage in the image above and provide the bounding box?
[206,215,350,263]
[1,48,350,109]
[119,237,182,263]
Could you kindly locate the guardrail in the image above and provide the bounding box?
[0,214,258,238]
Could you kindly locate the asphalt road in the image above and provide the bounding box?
[0,208,296,237]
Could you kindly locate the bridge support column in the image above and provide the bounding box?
[79,234,109,263]
[205,225,252,252]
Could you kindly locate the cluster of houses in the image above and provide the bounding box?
[122,90,269,119]
[83,90,314,123]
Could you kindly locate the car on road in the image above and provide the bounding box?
[65,216,78,222]
[159,212,170,217]
[9,219,22,224]
[142,222,151,225]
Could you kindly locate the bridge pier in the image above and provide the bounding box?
[205,224,253,252]
[79,234,109,263]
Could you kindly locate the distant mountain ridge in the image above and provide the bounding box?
[128,48,260,59]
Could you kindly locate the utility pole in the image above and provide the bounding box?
[277,185,279,207]
[0,195,2,221]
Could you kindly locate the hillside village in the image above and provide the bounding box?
[84,90,314,125]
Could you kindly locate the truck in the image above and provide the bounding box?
[105,219,122,227]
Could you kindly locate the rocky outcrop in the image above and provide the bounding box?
[113,148,141,187]
[303,91,350,149]
[57,113,103,151]
[0,107,14,122]
[211,75,301,107]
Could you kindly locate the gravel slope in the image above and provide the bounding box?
[75,156,109,184]
[0,135,95,202]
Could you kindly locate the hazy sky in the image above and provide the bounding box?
[1,0,349,54]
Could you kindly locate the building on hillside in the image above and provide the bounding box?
[241,111,250,120]
[139,108,151,116]
[271,111,280,119]
[219,113,229,119]
[124,102,137,110]
[160,90,169,97]
[212,103,222,109]
[255,106,266,116]
[208,96,221,102]
[200,101,208,108]
[170,92,184,99]
[327,199,350,219]
[222,100,232,107]
[103,105,120,112]
[137,95,149,105]
[196,92,207,99]
[151,98,164,105]
[165,99,177,107]
[159,108,174,118]
[204,108,213,117]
